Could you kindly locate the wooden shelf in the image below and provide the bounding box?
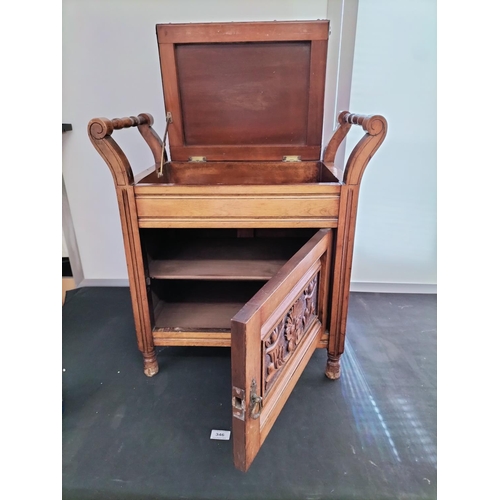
[151,280,264,331]
[150,259,286,281]
[155,301,244,330]
[148,238,306,280]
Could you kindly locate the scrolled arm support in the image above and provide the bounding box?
[323,111,388,186]
[323,111,352,164]
[88,113,163,186]
[342,113,387,185]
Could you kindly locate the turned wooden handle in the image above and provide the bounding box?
[338,111,386,136]
[88,113,154,139]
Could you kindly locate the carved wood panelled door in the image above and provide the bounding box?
[231,229,332,471]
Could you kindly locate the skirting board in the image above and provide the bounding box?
[79,279,436,294]
[79,279,130,287]
[349,282,436,294]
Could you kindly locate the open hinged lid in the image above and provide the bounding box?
[156,21,329,162]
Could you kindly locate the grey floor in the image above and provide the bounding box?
[62,287,436,500]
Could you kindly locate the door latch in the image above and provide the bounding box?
[232,379,262,421]
[249,379,262,419]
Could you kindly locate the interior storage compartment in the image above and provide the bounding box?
[151,280,266,331]
[137,161,339,185]
[141,228,318,281]
[143,228,319,333]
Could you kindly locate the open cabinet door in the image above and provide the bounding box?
[231,229,332,471]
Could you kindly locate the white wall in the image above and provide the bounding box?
[62,0,329,282]
[346,0,437,288]
[63,0,436,290]
[62,230,68,258]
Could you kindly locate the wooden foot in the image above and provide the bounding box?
[143,351,159,377]
[325,354,341,380]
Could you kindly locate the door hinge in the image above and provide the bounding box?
[232,379,262,421]
[188,156,207,162]
[282,155,301,162]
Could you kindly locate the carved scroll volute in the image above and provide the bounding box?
[342,114,388,186]
[88,118,134,187]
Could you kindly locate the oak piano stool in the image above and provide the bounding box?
[88,20,387,472]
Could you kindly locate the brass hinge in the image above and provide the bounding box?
[282,155,301,162]
[188,156,207,162]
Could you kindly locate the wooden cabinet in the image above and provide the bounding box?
[88,20,387,471]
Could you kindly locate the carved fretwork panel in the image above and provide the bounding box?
[262,273,319,395]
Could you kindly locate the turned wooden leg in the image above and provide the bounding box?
[326,187,361,382]
[323,114,388,382]
[143,350,159,377]
[89,117,163,378]
[116,186,157,377]
[325,353,341,380]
